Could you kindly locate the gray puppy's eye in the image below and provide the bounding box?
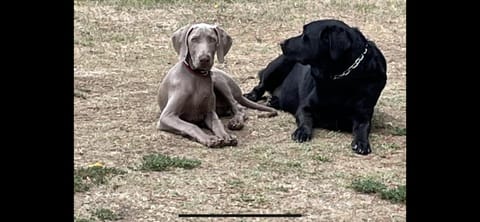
[207,36,216,43]
[191,37,200,42]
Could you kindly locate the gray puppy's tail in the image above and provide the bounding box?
[236,96,278,117]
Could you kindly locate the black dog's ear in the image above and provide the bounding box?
[324,26,352,61]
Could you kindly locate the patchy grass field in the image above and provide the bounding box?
[74,0,406,221]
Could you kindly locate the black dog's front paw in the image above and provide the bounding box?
[291,126,312,143]
[351,140,371,155]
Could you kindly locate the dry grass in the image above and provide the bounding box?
[74,0,406,221]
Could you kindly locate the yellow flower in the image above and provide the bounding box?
[214,4,219,8]
[88,162,104,168]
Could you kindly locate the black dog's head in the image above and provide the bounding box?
[280,19,367,77]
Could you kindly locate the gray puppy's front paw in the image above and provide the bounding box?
[227,118,244,130]
[219,133,238,146]
[202,135,224,148]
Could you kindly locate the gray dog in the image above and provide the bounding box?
[157,23,276,148]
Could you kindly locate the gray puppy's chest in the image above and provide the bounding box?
[179,75,214,122]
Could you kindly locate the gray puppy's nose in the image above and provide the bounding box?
[199,55,211,64]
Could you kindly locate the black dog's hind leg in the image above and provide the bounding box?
[244,84,266,102]
[266,96,281,109]
[244,55,296,101]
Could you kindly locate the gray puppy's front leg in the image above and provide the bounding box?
[204,111,238,146]
[158,94,223,148]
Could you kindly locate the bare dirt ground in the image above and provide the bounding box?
[74,0,406,221]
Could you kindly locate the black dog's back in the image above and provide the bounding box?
[257,55,296,93]
[250,55,314,114]
[272,63,313,114]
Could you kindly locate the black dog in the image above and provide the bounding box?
[244,19,387,155]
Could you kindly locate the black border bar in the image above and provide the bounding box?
[179,214,302,217]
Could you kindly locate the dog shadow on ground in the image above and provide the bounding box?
[371,109,406,136]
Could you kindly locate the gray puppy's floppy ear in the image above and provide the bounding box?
[171,24,194,61]
[326,26,352,61]
[213,26,232,63]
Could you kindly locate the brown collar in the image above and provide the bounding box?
[183,61,211,77]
